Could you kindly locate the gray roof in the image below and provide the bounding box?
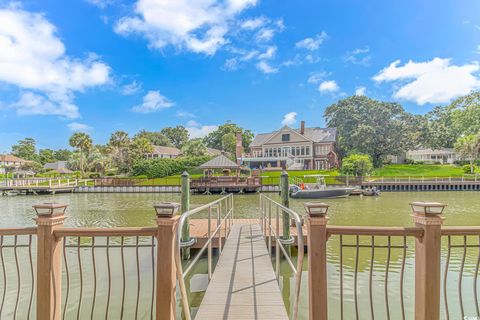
[250,126,337,147]
[199,155,240,169]
[44,161,67,170]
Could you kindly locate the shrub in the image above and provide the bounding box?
[462,164,477,174]
[89,173,101,178]
[341,154,373,176]
[132,156,213,178]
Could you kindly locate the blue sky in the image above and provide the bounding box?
[0,0,480,152]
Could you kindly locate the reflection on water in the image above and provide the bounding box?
[1,191,480,319]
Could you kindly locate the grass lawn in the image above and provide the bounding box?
[372,164,466,177]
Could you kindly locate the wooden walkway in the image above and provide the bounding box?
[195,223,288,320]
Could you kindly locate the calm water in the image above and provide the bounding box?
[1,191,479,319]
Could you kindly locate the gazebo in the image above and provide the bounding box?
[192,155,260,194]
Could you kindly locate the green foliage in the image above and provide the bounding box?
[38,149,55,165]
[341,154,373,176]
[461,164,477,174]
[203,122,254,152]
[53,149,72,161]
[11,138,37,161]
[454,134,480,174]
[132,156,212,178]
[182,139,208,157]
[134,130,173,147]
[221,133,237,154]
[160,126,189,148]
[324,96,418,167]
[373,164,465,177]
[69,132,93,174]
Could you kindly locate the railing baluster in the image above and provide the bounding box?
[340,235,344,320]
[385,236,391,320]
[208,207,212,280]
[369,236,375,320]
[354,235,360,320]
[28,235,34,320]
[150,236,155,320]
[77,237,83,320]
[444,236,451,320]
[91,237,97,320]
[105,236,111,320]
[400,236,406,320]
[120,236,126,320]
[63,239,70,319]
[135,236,140,320]
[459,235,467,319]
[13,235,20,320]
[475,236,480,317]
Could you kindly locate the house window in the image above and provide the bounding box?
[282,134,290,142]
[306,146,310,156]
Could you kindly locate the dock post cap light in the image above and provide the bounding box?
[154,202,180,217]
[281,170,288,176]
[33,203,68,217]
[410,201,446,216]
[304,202,329,217]
[181,171,189,177]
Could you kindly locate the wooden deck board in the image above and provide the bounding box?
[195,223,289,320]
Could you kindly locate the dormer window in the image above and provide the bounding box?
[282,134,290,142]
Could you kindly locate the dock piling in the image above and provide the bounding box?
[181,171,190,260]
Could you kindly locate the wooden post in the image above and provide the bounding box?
[155,215,180,320]
[306,210,329,320]
[280,170,290,240]
[34,205,67,320]
[411,202,445,320]
[181,171,190,260]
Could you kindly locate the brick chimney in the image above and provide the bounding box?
[300,121,305,135]
[235,132,244,164]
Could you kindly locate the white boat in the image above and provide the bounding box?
[289,175,354,199]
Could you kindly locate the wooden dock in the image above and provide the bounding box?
[195,223,288,320]
[0,185,75,195]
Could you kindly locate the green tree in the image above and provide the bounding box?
[221,133,237,154]
[454,134,480,174]
[38,149,55,164]
[203,122,254,152]
[324,96,418,167]
[341,154,373,176]
[11,138,37,161]
[160,126,189,148]
[87,147,112,174]
[134,130,173,147]
[182,139,208,157]
[130,137,154,161]
[449,91,480,136]
[421,106,457,149]
[108,131,131,172]
[53,149,72,161]
[69,133,93,174]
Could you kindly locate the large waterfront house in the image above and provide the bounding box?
[0,154,29,174]
[238,121,339,170]
[388,148,460,164]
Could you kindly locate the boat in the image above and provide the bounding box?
[289,175,354,199]
[362,187,381,196]
[350,189,364,196]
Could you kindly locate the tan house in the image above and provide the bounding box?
[0,154,30,173]
[146,146,182,159]
[239,121,339,170]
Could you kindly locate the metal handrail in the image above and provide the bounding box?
[259,194,304,320]
[175,193,234,320]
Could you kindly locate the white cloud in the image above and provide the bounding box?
[258,46,277,60]
[115,0,258,55]
[0,6,110,119]
[186,120,218,138]
[373,58,480,105]
[256,61,278,74]
[307,72,328,84]
[355,86,366,96]
[318,80,339,94]
[85,0,114,8]
[241,17,266,30]
[295,32,328,51]
[67,122,93,132]
[121,80,142,95]
[281,112,297,126]
[344,46,371,66]
[132,90,174,113]
[176,110,195,118]
[255,28,275,42]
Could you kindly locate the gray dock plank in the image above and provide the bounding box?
[195,224,288,320]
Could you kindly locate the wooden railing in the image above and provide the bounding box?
[306,205,480,320]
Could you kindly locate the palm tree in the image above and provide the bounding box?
[69,133,93,175]
[454,134,479,174]
[108,131,131,172]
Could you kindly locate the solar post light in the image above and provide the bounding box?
[304,202,329,217]
[410,201,446,216]
[154,202,180,218]
[33,203,68,217]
